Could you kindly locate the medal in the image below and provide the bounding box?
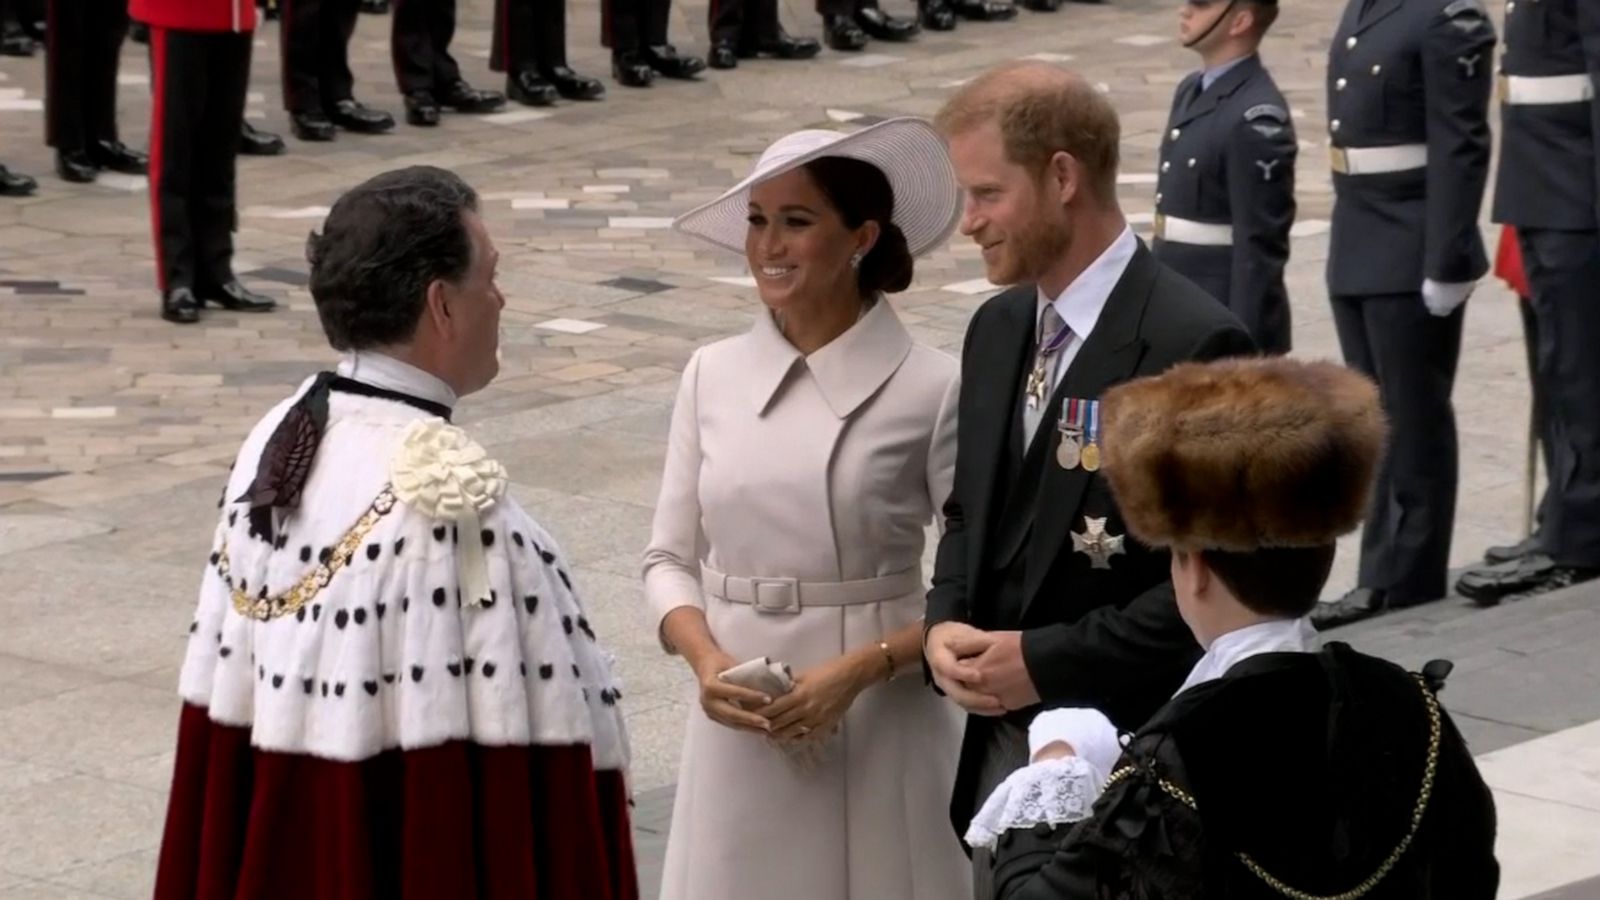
[1027,315,1075,412]
[1056,397,1084,469]
[1081,400,1102,473]
[1072,516,1126,570]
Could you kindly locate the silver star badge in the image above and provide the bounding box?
[1072,517,1126,569]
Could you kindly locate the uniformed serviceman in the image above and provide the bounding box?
[490,0,606,103]
[43,0,147,183]
[1455,0,1600,604]
[1310,0,1496,629]
[279,0,395,140]
[1153,0,1296,353]
[599,0,705,87]
[133,0,277,325]
[390,0,508,126]
[704,0,819,69]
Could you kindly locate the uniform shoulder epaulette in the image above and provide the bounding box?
[1243,104,1289,123]
[1441,0,1485,18]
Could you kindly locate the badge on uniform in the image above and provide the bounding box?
[1072,516,1126,569]
[1056,397,1103,471]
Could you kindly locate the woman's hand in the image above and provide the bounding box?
[757,655,872,742]
[689,649,773,735]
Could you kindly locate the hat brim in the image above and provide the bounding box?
[672,118,962,260]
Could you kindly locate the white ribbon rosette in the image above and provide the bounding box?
[391,420,508,608]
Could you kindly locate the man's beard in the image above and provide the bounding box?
[1004,211,1072,286]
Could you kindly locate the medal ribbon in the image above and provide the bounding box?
[1087,400,1100,445]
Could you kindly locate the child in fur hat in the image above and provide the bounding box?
[964,357,1498,900]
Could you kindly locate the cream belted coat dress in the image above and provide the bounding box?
[643,297,971,900]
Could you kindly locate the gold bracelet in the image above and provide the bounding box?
[878,640,896,681]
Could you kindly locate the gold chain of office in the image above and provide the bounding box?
[1102,672,1441,900]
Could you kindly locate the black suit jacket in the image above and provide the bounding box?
[926,241,1255,833]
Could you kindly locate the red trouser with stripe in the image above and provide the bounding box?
[147,27,252,293]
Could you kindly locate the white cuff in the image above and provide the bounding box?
[1421,279,1474,317]
[1028,708,1122,777]
[963,756,1105,852]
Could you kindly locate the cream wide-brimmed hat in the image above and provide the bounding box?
[672,117,961,258]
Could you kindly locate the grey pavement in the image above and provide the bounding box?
[2,0,1598,897]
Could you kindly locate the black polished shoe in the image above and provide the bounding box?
[404,91,442,126]
[239,122,286,156]
[612,52,658,88]
[823,15,869,50]
[291,112,337,141]
[920,0,958,30]
[438,79,506,114]
[1308,587,1386,630]
[55,150,98,183]
[89,140,148,175]
[1484,533,1543,565]
[330,99,395,134]
[358,0,389,12]
[1455,554,1599,606]
[1,21,35,56]
[507,70,560,106]
[953,0,1018,19]
[709,41,738,69]
[643,44,706,80]
[541,66,605,100]
[197,280,277,313]
[740,29,822,59]
[855,6,920,41]
[0,164,37,197]
[161,287,201,324]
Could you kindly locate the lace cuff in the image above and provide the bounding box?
[963,756,1105,852]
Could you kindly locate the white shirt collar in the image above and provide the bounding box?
[1174,616,1319,697]
[336,351,458,410]
[1035,225,1137,341]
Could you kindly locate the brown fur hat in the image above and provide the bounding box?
[1099,357,1386,552]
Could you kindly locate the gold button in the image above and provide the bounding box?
[1187,158,1197,168]
[1346,36,1358,50]
[1170,128,1181,140]
[1372,64,1382,76]
[1331,119,1342,132]
[1336,78,1348,90]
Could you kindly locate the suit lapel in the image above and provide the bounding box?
[1020,244,1157,616]
[969,291,1037,557]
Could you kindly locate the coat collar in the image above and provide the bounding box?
[1173,53,1263,128]
[744,297,915,419]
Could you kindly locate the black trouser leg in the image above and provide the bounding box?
[646,0,670,45]
[1517,295,1556,529]
[84,0,127,145]
[319,0,359,106]
[601,0,641,51]
[817,0,856,17]
[532,0,567,68]
[43,0,83,149]
[428,0,461,88]
[708,0,744,45]
[1332,292,1465,602]
[390,0,437,93]
[149,25,205,292]
[279,0,325,113]
[192,32,251,291]
[1520,228,1600,568]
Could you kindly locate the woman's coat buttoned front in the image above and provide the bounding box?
[644,298,971,900]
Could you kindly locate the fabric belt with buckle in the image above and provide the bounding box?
[701,565,923,615]
[1498,73,1595,106]
[1153,213,1233,247]
[1329,143,1428,176]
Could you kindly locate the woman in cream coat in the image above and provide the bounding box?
[643,119,972,900]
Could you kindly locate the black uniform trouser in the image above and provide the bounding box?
[1517,295,1556,529]
[490,0,567,73]
[599,0,669,51]
[44,0,126,152]
[1518,228,1600,568]
[279,0,359,114]
[391,0,463,94]
[708,0,777,45]
[1331,292,1465,602]
[149,27,251,294]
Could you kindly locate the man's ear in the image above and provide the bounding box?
[423,279,452,339]
[1192,550,1213,600]
[1048,151,1079,207]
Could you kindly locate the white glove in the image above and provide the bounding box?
[1421,279,1474,317]
[963,756,1105,852]
[1028,708,1123,776]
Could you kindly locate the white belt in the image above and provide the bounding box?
[1499,73,1594,106]
[1329,143,1427,176]
[1153,213,1233,247]
[702,565,922,614]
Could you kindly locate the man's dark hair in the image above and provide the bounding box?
[1204,544,1337,619]
[307,166,479,351]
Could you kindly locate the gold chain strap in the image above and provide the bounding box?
[218,487,398,621]
[1103,672,1442,900]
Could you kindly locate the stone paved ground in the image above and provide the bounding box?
[3,0,1598,897]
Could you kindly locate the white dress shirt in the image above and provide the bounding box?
[337,351,458,411]
[1033,225,1138,397]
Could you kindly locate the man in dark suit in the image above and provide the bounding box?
[1154,0,1296,353]
[930,62,1256,898]
[1310,0,1495,629]
[43,0,148,183]
[1455,0,1600,604]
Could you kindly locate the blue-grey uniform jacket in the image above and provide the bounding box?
[1153,54,1297,353]
[1326,0,1496,297]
